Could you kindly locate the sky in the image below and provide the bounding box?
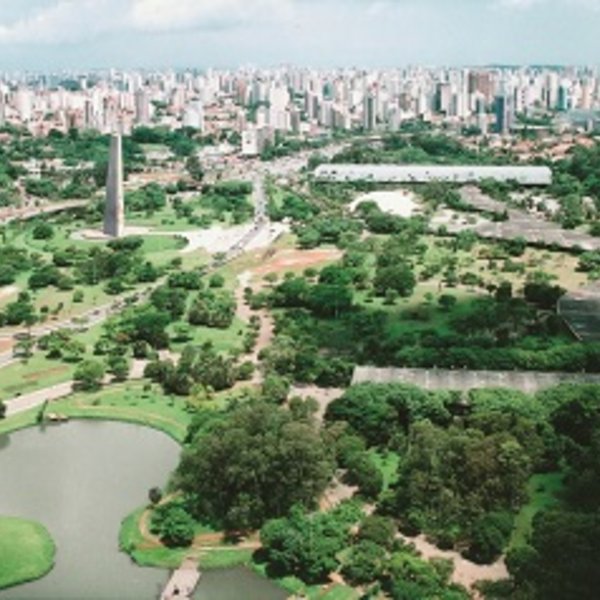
[0,0,599,70]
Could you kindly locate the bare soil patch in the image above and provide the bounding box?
[253,248,343,277]
[23,365,69,381]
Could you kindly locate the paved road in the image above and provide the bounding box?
[3,359,149,417]
[0,199,88,225]
[4,381,74,417]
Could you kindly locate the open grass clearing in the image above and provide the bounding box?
[0,355,74,402]
[0,517,55,590]
[50,381,194,443]
[509,472,565,550]
[369,450,400,492]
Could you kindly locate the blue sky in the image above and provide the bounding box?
[0,0,598,70]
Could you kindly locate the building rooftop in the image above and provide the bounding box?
[314,164,553,185]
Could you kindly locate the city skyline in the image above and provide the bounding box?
[0,1,600,70]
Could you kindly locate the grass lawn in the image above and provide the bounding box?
[119,507,188,569]
[370,450,400,492]
[170,317,247,355]
[50,381,194,443]
[0,322,105,402]
[0,407,38,437]
[198,548,254,570]
[120,505,248,570]
[0,354,75,402]
[0,379,198,442]
[0,517,55,590]
[509,472,565,550]
[252,564,358,600]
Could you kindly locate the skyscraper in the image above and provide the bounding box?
[104,133,125,238]
[363,92,376,131]
[494,92,511,135]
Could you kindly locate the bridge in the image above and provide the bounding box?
[160,558,201,600]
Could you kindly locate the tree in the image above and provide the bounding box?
[261,374,290,404]
[151,501,196,548]
[358,515,396,549]
[208,273,225,288]
[438,294,457,312]
[374,264,416,297]
[188,290,236,329]
[342,540,386,585]
[73,359,106,391]
[0,400,6,420]
[520,510,600,600]
[185,155,204,182]
[148,487,163,505]
[177,402,333,531]
[260,506,350,583]
[467,512,513,564]
[308,283,354,318]
[107,354,130,382]
[32,222,54,240]
[344,452,383,499]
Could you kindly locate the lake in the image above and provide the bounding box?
[0,420,286,600]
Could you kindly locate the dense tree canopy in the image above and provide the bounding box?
[177,402,333,531]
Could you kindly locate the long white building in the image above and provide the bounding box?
[314,164,552,186]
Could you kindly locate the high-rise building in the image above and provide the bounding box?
[495,93,511,135]
[134,88,150,125]
[363,92,376,130]
[104,134,125,238]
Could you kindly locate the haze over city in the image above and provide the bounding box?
[1,0,600,69]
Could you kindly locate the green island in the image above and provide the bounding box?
[0,517,56,590]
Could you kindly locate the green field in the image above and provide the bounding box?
[0,517,55,590]
[50,382,195,442]
[0,322,105,402]
[370,450,400,492]
[119,507,188,569]
[509,472,565,549]
[0,354,75,402]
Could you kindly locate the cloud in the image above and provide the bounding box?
[130,0,292,31]
[494,0,600,9]
[0,0,294,44]
[495,0,544,8]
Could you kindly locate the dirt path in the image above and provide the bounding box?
[289,385,344,422]
[233,271,274,387]
[397,532,508,592]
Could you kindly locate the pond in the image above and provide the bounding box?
[0,421,285,600]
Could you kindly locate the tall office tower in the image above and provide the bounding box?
[468,71,494,104]
[0,92,5,127]
[435,82,452,115]
[134,88,150,125]
[84,99,94,129]
[494,92,511,135]
[557,82,571,111]
[183,100,204,130]
[103,134,125,238]
[476,96,488,135]
[363,92,376,130]
[546,72,559,109]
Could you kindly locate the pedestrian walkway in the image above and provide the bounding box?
[160,558,201,600]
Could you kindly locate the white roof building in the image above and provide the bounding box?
[314,164,552,186]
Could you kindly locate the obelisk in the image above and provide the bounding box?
[103,133,124,238]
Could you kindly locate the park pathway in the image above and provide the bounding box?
[3,359,148,417]
[396,532,508,593]
[160,558,201,600]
